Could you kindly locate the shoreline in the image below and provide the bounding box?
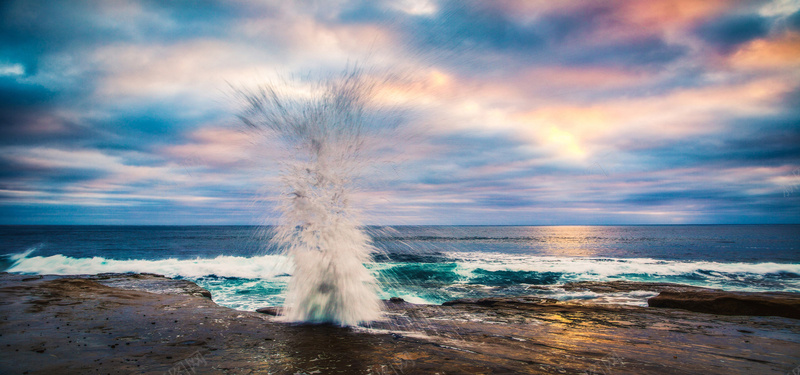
[1,272,799,374]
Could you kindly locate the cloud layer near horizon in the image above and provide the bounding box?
[1,0,799,225]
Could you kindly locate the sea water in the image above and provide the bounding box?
[2,225,799,311]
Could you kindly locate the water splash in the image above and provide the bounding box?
[237,67,393,326]
[0,245,39,272]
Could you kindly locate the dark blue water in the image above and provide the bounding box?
[0,225,267,260]
[2,225,799,310]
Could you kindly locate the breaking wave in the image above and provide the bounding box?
[4,248,799,310]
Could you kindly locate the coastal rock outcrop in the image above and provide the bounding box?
[3,273,799,374]
[648,289,800,319]
[562,280,713,293]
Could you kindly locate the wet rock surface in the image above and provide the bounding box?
[562,280,715,294]
[256,306,282,316]
[648,289,800,319]
[1,272,799,374]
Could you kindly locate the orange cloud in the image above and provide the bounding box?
[728,32,800,70]
[509,77,792,156]
[619,0,732,29]
[373,68,464,107]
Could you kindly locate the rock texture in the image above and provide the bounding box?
[255,306,282,316]
[648,290,800,319]
[1,273,799,374]
[562,280,713,294]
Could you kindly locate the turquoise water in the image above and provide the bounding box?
[2,225,799,310]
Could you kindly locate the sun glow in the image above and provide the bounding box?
[547,126,586,160]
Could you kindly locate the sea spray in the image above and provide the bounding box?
[237,67,395,326]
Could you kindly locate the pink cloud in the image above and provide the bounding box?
[165,126,256,168]
[520,66,648,90]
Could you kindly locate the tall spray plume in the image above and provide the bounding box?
[237,68,398,326]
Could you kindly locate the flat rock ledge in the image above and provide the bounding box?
[4,272,213,299]
[2,273,799,374]
[648,290,800,319]
[562,280,714,293]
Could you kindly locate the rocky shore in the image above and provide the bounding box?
[1,272,798,374]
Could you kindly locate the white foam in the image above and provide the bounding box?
[6,249,799,311]
[10,247,38,262]
[8,253,292,279]
[445,251,800,278]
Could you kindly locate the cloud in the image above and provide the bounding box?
[1,0,799,224]
[727,30,800,70]
[789,9,800,30]
[164,126,255,168]
[0,63,25,76]
[91,40,276,101]
[695,13,770,51]
[439,76,793,165]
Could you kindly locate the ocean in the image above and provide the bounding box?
[2,225,799,311]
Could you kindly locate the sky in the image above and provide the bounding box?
[1,0,799,225]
